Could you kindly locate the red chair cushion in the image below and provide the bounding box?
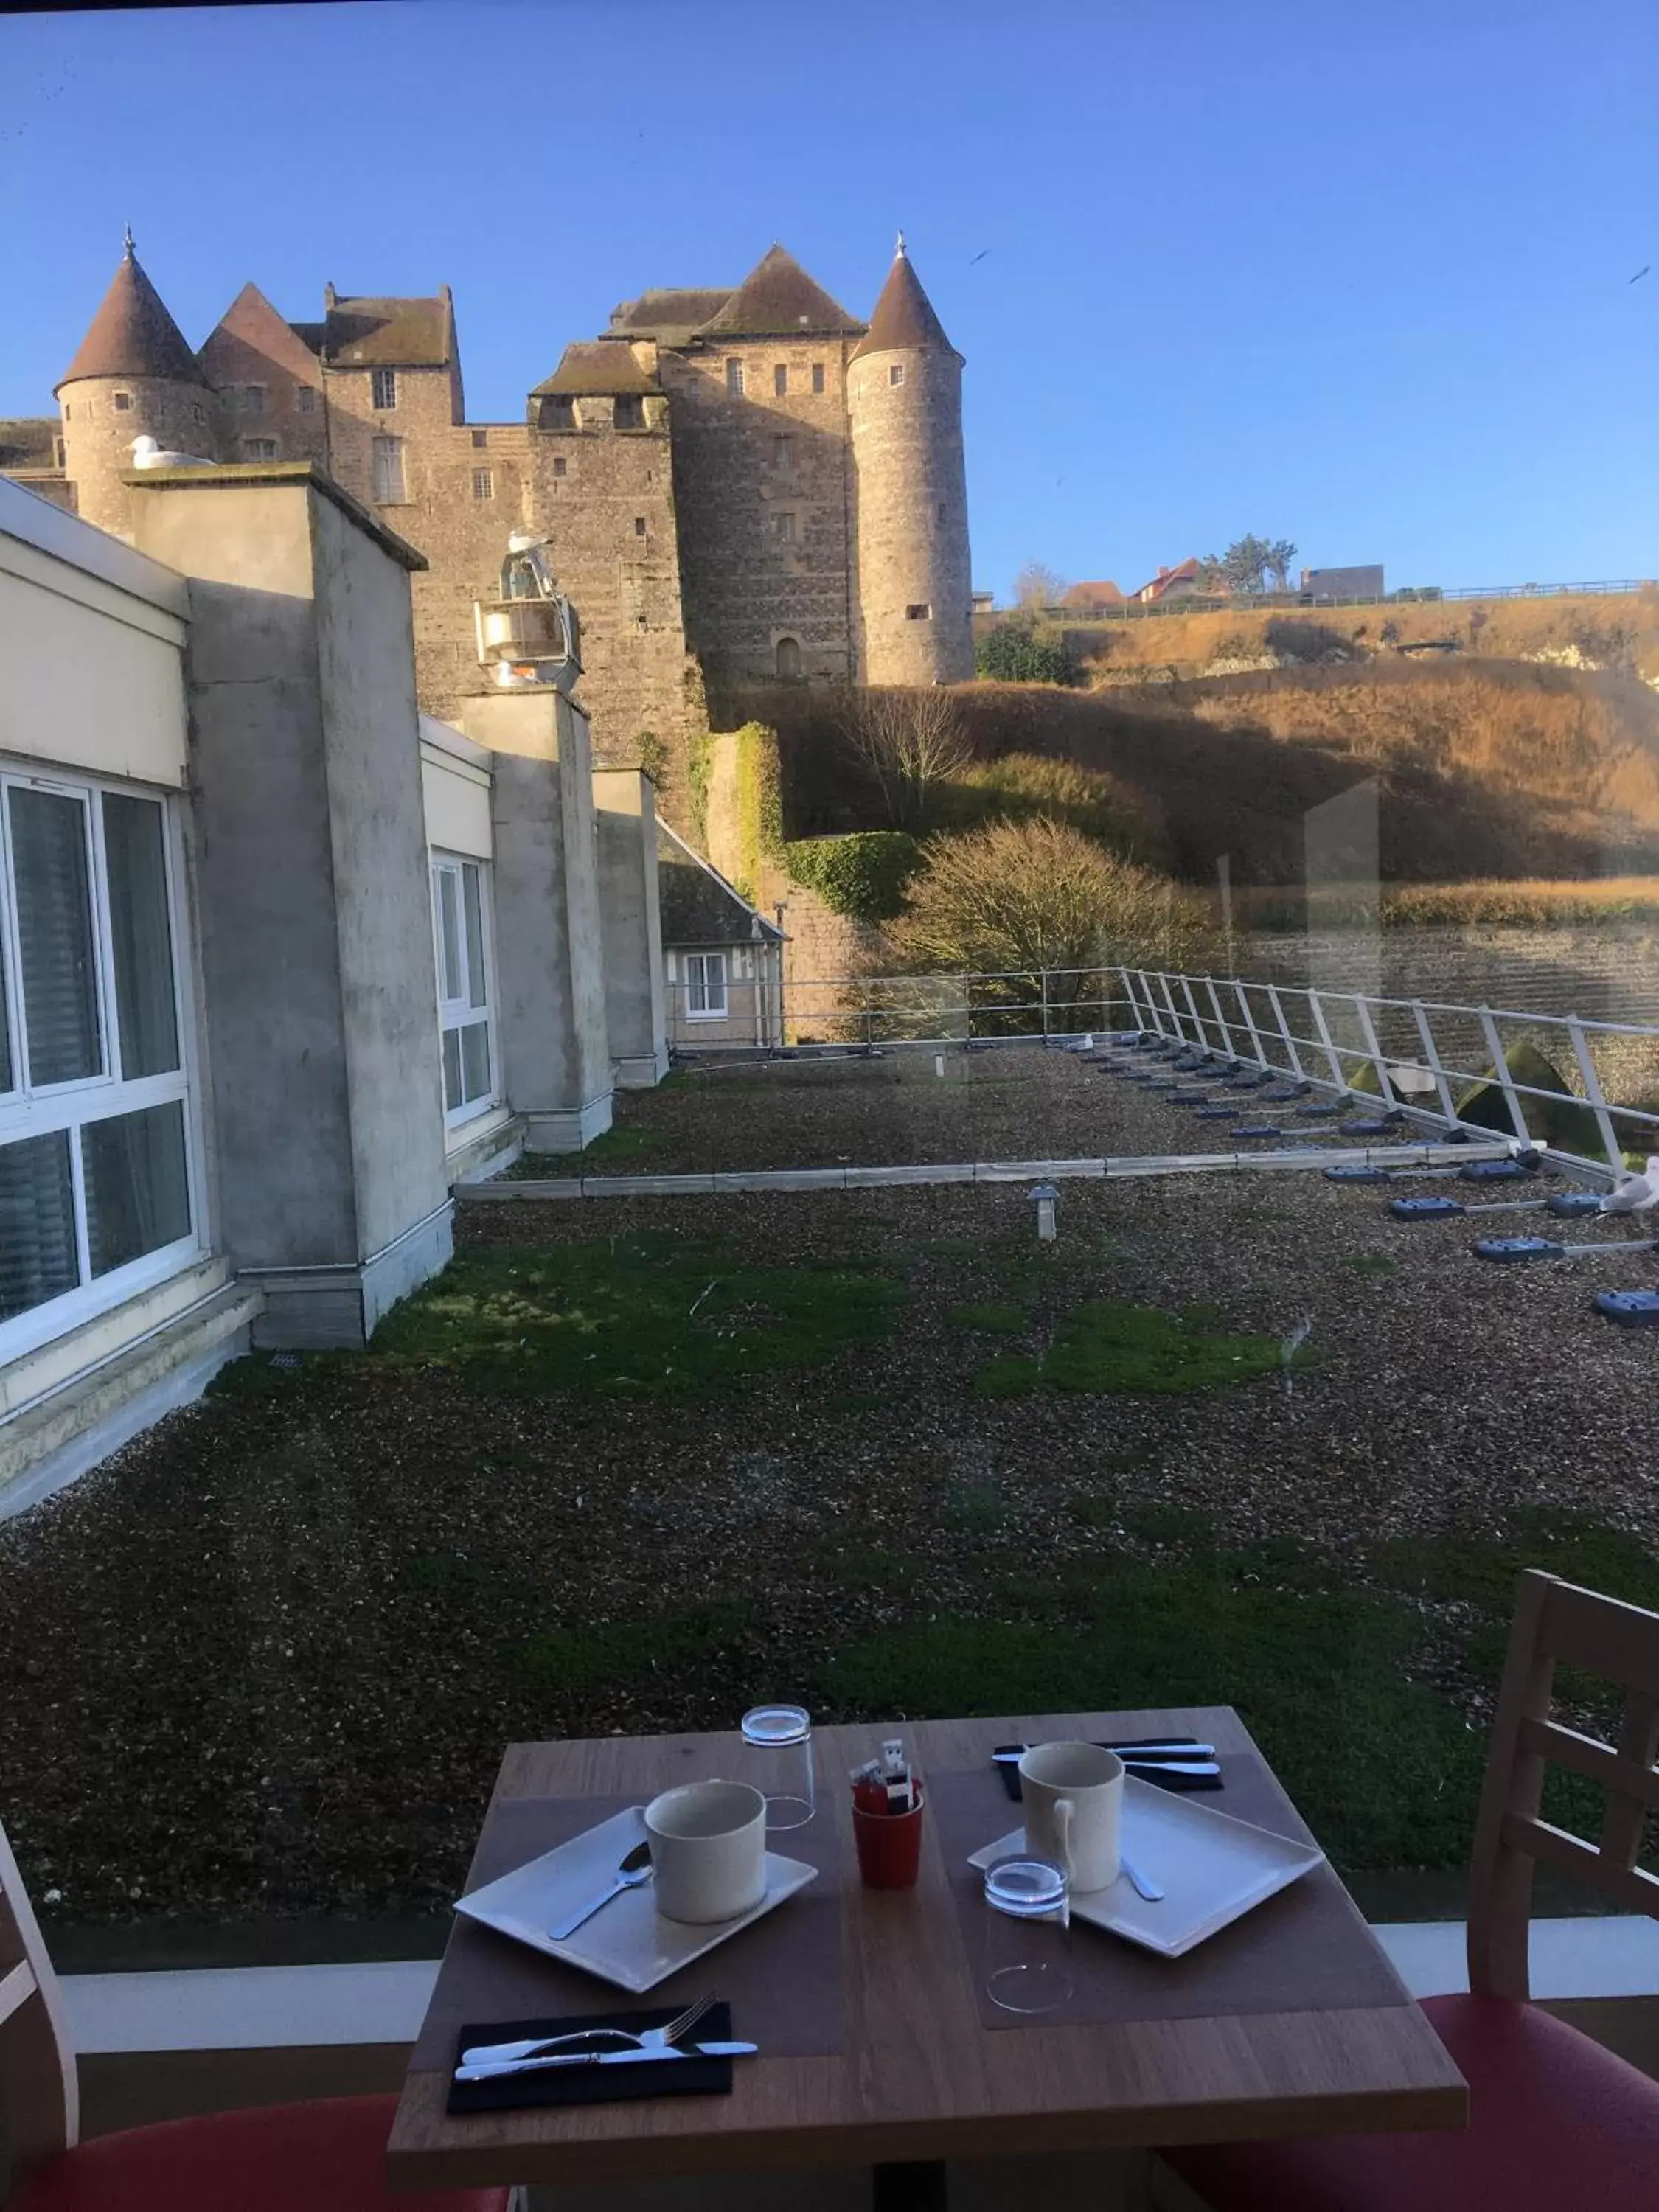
[11,2092,509,2212]
[1167,1994,1659,2212]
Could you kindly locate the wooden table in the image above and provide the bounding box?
[387,1708,1466,2194]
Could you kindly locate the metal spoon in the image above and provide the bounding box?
[548,1840,653,1941]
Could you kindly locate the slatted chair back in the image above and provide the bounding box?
[0,1815,77,2197]
[1468,1568,1659,2002]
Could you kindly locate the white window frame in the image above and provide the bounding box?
[472,467,494,501]
[372,435,406,505]
[296,386,317,414]
[726,359,745,397]
[888,364,905,387]
[430,852,498,1130]
[0,764,205,1366]
[372,367,398,411]
[242,437,279,461]
[684,951,728,1020]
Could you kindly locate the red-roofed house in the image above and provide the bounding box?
[1061,580,1126,613]
[1134,557,1217,604]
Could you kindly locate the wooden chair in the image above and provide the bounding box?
[1162,1568,1659,2209]
[0,1815,511,2211]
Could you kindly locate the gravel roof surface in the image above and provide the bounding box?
[508,1045,1353,1175]
[1,1145,1652,1943]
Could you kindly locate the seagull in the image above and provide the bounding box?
[130,434,213,470]
[969,248,991,265]
[1630,267,1649,283]
[1599,1155,1659,1214]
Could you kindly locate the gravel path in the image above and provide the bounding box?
[1,1162,1652,1939]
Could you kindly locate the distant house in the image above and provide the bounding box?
[1060,580,1126,613]
[1300,563,1385,602]
[970,590,997,613]
[657,821,785,1050]
[1133,557,1211,604]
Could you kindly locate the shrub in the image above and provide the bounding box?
[939,752,1157,860]
[835,686,972,831]
[783,831,922,921]
[887,816,1215,980]
[975,622,1079,686]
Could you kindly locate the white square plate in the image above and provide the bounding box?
[456,1804,818,1994]
[969,1775,1324,1958]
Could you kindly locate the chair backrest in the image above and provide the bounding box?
[0,1815,77,2196]
[1467,1568,1659,2001]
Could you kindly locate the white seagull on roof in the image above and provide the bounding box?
[130,434,213,470]
[1599,1155,1659,1214]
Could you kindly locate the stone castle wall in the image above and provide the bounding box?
[662,338,858,700]
[847,345,973,685]
[59,376,215,538]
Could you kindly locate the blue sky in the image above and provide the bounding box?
[3,0,1655,597]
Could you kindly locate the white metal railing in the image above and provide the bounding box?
[708,964,1659,1178]
[1117,967,1659,1175]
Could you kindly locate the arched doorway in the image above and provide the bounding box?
[775,635,801,679]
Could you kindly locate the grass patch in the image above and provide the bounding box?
[577,1125,672,1164]
[513,1601,759,1697]
[821,1561,1486,1872]
[375,1237,907,1398]
[942,1481,1006,1533]
[946,1301,1029,1334]
[971,1300,1283,1399]
[1343,1253,1398,1279]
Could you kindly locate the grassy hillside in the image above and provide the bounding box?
[760,658,1659,888]
[1036,588,1659,686]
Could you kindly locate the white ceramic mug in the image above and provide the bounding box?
[1018,1741,1123,1893]
[644,1780,768,1924]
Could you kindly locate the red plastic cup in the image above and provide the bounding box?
[852,1786,926,1889]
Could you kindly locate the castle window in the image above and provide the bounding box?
[613,394,644,430]
[775,636,801,679]
[726,359,745,397]
[553,456,567,477]
[773,364,787,397]
[775,511,797,546]
[633,515,646,538]
[937,501,947,521]
[192,406,204,424]
[472,468,494,501]
[773,434,793,471]
[539,395,574,430]
[371,434,406,504]
[372,367,398,411]
[905,602,931,621]
[296,387,317,414]
[470,428,487,448]
[242,438,279,461]
[888,364,905,388]
[63,403,72,421]
[811,364,824,394]
[113,392,132,412]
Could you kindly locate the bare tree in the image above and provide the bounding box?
[1014,560,1068,610]
[1267,538,1299,593]
[838,686,973,831]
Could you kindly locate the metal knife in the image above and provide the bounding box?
[456,2042,757,2083]
[992,1742,1216,1764]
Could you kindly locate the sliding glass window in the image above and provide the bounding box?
[430,852,497,1127]
[0,770,200,1354]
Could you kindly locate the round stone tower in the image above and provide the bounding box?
[846,235,973,685]
[56,232,215,538]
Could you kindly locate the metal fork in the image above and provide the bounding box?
[460,1992,717,2071]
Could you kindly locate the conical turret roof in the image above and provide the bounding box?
[850,236,958,362]
[700,245,863,338]
[57,234,205,392]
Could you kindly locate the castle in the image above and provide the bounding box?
[1,232,973,796]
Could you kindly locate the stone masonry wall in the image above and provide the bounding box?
[846,344,973,684]
[59,376,218,538]
[661,338,858,702]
